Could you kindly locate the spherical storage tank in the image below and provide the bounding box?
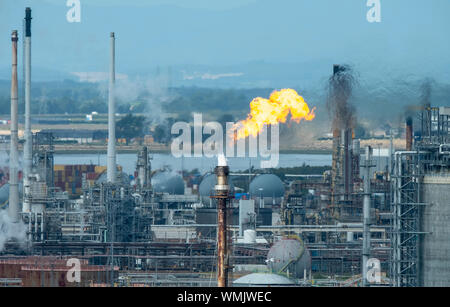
[233,273,295,287]
[249,174,284,198]
[151,172,185,195]
[266,237,311,279]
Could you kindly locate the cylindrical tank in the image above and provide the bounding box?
[266,237,311,279]
[347,231,354,242]
[419,175,450,286]
[243,229,257,244]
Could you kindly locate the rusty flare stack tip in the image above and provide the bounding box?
[214,165,230,194]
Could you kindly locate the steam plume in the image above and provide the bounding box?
[0,210,27,251]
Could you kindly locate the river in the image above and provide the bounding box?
[53,153,332,174]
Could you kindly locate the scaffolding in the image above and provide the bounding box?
[391,151,425,287]
[391,106,450,286]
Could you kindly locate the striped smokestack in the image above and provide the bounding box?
[214,154,231,287]
[107,32,116,183]
[9,30,20,222]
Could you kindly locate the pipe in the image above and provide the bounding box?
[352,138,360,180]
[362,146,372,287]
[9,30,20,222]
[342,129,352,200]
[388,132,393,176]
[40,213,44,242]
[23,7,32,213]
[107,32,116,183]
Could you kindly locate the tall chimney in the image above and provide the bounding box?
[406,117,413,151]
[9,30,20,222]
[23,7,32,212]
[107,32,116,183]
[214,154,231,287]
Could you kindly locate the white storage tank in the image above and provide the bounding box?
[243,229,257,244]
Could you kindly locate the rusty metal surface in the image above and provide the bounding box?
[217,198,227,287]
[214,165,231,287]
[0,256,117,287]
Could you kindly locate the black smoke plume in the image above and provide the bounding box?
[327,65,358,131]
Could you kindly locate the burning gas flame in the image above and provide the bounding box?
[232,88,315,139]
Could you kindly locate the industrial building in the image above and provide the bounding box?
[0,8,449,288]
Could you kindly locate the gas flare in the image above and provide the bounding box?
[232,88,315,139]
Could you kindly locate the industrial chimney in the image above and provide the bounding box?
[213,154,231,287]
[23,7,32,213]
[107,32,116,183]
[9,30,20,222]
[406,117,413,151]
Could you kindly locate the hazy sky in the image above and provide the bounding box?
[1,0,450,82]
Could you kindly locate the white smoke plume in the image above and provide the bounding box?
[0,209,27,251]
[98,70,175,125]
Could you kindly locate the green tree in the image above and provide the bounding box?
[116,113,146,144]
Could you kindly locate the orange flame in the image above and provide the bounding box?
[232,88,315,139]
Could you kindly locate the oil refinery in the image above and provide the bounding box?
[0,4,449,290]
